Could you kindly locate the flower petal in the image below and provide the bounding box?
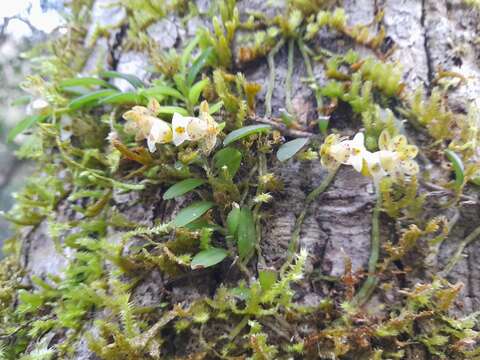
[378,150,397,172]
[403,145,419,159]
[330,143,350,163]
[147,119,173,152]
[147,137,157,153]
[172,113,194,146]
[364,151,386,183]
[200,134,217,155]
[400,159,419,175]
[350,154,364,172]
[392,134,407,151]
[378,130,390,151]
[187,117,209,141]
[351,132,365,148]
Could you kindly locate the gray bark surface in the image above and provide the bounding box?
[17,0,480,357]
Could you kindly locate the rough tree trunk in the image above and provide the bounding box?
[14,0,480,358]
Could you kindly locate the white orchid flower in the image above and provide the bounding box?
[343,132,368,172]
[324,132,368,172]
[172,112,197,146]
[364,151,387,185]
[320,130,419,185]
[123,105,172,152]
[186,101,220,155]
[123,106,155,141]
[378,130,419,180]
[27,98,50,116]
[147,118,173,152]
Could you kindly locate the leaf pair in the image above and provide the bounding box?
[227,207,256,261]
[172,200,228,269]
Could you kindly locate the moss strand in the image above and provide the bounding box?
[353,192,382,306]
[440,224,480,276]
[285,38,295,114]
[287,169,338,259]
[265,38,285,118]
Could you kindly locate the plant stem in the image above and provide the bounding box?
[265,38,285,118]
[248,153,267,267]
[287,169,338,259]
[297,38,323,111]
[285,38,295,114]
[353,192,382,306]
[228,315,249,341]
[440,224,480,276]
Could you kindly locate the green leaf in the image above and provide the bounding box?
[173,201,215,227]
[99,92,144,105]
[213,147,242,177]
[100,71,144,89]
[7,115,47,143]
[318,117,329,134]
[223,124,271,146]
[157,106,189,116]
[141,85,185,101]
[209,100,223,114]
[11,95,31,106]
[68,89,119,110]
[187,47,214,85]
[181,36,199,71]
[184,218,211,230]
[471,177,480,186]
[277,138,309,162]
[226,206,241,235]
[163,179,206,200]
[59,77,116,90]
[191,247,228,269]
[259,269,277,291]
[188,78,209,106]
[237,208,256,260]
[445,149,464,189]
[173,74,188,96]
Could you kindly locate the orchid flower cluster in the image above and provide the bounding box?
[320,131,419,185]
[122,100,220,154]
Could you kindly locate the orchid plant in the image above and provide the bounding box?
[122,99,220,154]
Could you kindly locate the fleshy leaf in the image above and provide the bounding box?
[99,70,144,89]
[99,92,144,105]
[7,115,48,143]
[445,149,464,189]
[237,208,256,260]
[187,47,214,85]
[276,138,309,162]
[59,77,116,90]
[191,247,228,269]
[141,85,185,101]
[188,78,209,106]
[213,147,242,177]
[68,89,119,110]
[163,179,206,200]
[223,125,271,146]
[157,106,189,116]
[173,201,215,227]
[226,206,241,235]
